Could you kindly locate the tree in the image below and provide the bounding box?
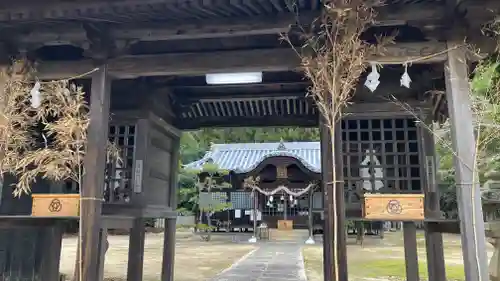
[432,59,500,218]
[176,166,199,216]
[179,127,320,164]
[192,162,232,241]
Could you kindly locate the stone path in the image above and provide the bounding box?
[211,243,307,281]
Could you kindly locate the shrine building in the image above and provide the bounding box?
[187,132,417,232]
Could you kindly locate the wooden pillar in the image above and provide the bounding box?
[97,228,108,281]
[320,121,348,281]
[403,222,420,281]
[39,224,64,281]
[127,219,146,281]
[161,136,180,281]
[283,194,288,220]
[81,65,112,281]
[421,122,447,281]
[444,42,489,281]
[308,187,314,238]
[161,218,177,281]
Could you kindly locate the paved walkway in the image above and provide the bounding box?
[211,243,307,281]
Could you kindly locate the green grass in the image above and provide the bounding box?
[349,259,465,281]
[302,231,472,281]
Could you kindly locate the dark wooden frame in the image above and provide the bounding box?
[0,1,496,280]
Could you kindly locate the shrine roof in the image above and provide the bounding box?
[184,141,321,173]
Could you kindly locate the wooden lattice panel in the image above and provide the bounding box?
[362,194,424,220]
[106,124,136,203]
[342,118,422,195]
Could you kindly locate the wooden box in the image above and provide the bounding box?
[363,194,425,221]
[32,194,80,217]
[277,220,293,230]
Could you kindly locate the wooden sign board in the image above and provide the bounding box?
[277,219,293,230]
[363,194,424,221]
[32,194,80,217]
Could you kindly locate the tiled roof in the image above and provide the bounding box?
[185,141,321,173]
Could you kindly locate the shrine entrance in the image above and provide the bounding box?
[0,0,497,280]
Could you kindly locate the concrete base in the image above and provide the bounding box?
[248,236,257,243]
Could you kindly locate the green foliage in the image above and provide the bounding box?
[179,127,319,164]
[177,167,199,214]
[436,58,500,217]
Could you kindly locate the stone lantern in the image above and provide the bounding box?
[481,169,500,281]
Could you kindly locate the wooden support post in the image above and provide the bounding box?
[161,218,177,281]
[283,194,288,221]
[127,219,146,281]
[80,65,112,281]
[308,187,314,238]
[403,222,420,281]
[39,224,64,281]
[253,190,258,238]
[320,121,348,281]
[355,221,365,246]
[161,136,180,281]
[421,122,447,281]
[445,42,489,281]
[97,228,108,281]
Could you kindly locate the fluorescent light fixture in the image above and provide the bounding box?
[206,72,263,85]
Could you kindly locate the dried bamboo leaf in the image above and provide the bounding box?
[0,59,121,196]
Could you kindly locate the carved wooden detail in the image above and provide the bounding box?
[276,165,288,179]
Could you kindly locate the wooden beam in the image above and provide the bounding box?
[175,114,318,129]
[19,13,317,46]
[374,3,445,26]
[174,91,307,104]
[36,48,297,80]
[171,81,310,92]
[444,41,489,281]
[35,42,447,80]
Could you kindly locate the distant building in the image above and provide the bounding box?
[186,141,324,230]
